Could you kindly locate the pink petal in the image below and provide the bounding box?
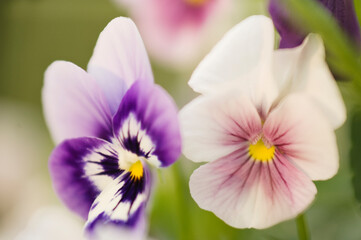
[42,61,112,144]
[189,148,316,229]
[87,17,154,114]
[180,92,262,163]
[263,93,339,180]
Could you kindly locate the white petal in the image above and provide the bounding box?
[42,61,112,144]
[188,15,278,116]
[264,93,339,180]
[180,91,262,163]
[86,171,148,231]
[87,17,154,114]
[89,219,146,240]
[273,34,346,129]
[189,150,316,229]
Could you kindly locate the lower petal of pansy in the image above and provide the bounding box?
[189,148,316,229]
[180,92,262,163]
[85,166,150,233]
[113,80,181,168]
[49,137,122,219]
[87,213,147,240]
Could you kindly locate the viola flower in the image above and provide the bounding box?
[180,15,346,228]
[269,0,361,48]
[114,0,232,67]
[42,17,181,236]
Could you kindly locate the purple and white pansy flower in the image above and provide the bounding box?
[42,17,181,236]
[180,15,346,229]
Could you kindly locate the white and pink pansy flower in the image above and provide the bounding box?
[42,17,181,237]
[180,15,346,229]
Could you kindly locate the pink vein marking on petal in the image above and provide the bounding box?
[267,151,294,204]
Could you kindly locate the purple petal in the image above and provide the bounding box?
[85,166,151,233]
[113,80,181,167]
[43,61,113,144]
[268,0,306,48]
[269,0,361,48]
[87,17,154,115]
[320,0,361,44]
[49,137,122,219]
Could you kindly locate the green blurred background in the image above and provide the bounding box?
[0,0,360,239]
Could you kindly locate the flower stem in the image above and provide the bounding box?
[172,162,193,240]
[296,213,310,240]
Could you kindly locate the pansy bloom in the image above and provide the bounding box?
[42,17,181,236]
[180,16,345,228]
[114,0,232,67]
[269,0,361,48]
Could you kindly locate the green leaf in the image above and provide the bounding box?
[354,0,361,27]
[350,110,361,207]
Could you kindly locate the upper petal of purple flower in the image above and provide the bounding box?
[42,61,113,144]
[87,17,154,115]
[113,80,182,167]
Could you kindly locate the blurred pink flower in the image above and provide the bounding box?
[115,0,233,68]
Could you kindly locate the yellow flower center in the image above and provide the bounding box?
[249,139,275,162]
[129,160,143,180]
[184,0,208,7]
